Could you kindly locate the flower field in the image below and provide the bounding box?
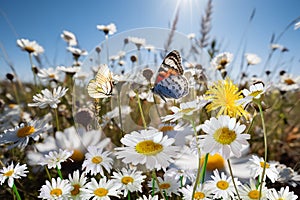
[0,1,300,200]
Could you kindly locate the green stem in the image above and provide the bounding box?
[200,153,209,183]
[257,102,267,200]
[28,53,37,88]
[55,108,60,131]
[12,183,22,200]
[117,90,124,136]
[127,191,131,200]
[56,166,63,179]
[136,92,147,128]
[152,170,166,200]
[191,120,205,200]
[44,166,52,180]
[227,159,241,200]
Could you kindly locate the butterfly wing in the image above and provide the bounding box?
[155,50,183,83]
[87,64,113,98]
[153,75,188,101]
[153,50,188,100]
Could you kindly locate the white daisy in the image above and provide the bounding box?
[82,146,113,176]
[127,36,146,49]
[16,38,44,56]
[60,30,77,46]
[97,23,117,35]
[237,82,268,106]
[80,177,120,200]
[37,67,61,82]
[115,128,179,171]
[40,149,73,169]
[148,173,180,197]
[179,184,212,200]
[245,53,261,65]
[161,98,208,122]
[248,155,279,183]
[100,105,132,128]
[276,163,300,187]
[57,65,81,75]
[26,126,111,166]
[68,170,88,200]
[0,119,49,149]
[206,169,241,199]
[200,115,250,160]
[211,52,234,71]
[66,46,88,57]
[137,195,160,200]
[164,167,196,186]
[277,73,300,92]
[267,186,298,200]
[239,179,268,200]
[28,86,68,109]
[38,177,72,199]
[0,162,28,188]
[111,167,146,197]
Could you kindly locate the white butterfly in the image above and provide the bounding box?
[87,64,113,98]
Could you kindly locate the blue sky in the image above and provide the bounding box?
[0,0,300,81]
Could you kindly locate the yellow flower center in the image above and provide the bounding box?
[216,180,229,190]
[16,126,35,138]
[159,183,171,190]
[24,46,35,53]
[121,176,134,185]
[180,107,195,114]
[4,170,14,177]
[71,184,80,196]
[50,188,63,197]
[194,191,205,199]
[284,78,295,85]
[277,198,284,200]
[159,125,174,132]
[8,104,17,108]
[250,90,262,98]
[260,162,270,168]
[248,190,260,199]
[201,154,225,171]
[49,74,56,79]
[135,140,163,155]
[213,127,236,145]
[70,149,85,162]
[94,188,108,197]
[92,156,103,164]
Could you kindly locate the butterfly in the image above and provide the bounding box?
[87,64,114,98]
[152,50,189,102]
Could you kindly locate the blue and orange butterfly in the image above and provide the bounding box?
[152,50,189,101]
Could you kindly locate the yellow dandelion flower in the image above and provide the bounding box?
[205,78,249,119]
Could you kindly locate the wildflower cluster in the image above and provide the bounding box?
[1,3,300,200]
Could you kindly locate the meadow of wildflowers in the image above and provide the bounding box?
[1,1,300,200]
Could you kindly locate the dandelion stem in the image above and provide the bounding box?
[54,108,60,131]
[12,183,22,200]
[136,91,147,129]
[227,159,241,200]
[258,102,267,200]
[56,165,63,179]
